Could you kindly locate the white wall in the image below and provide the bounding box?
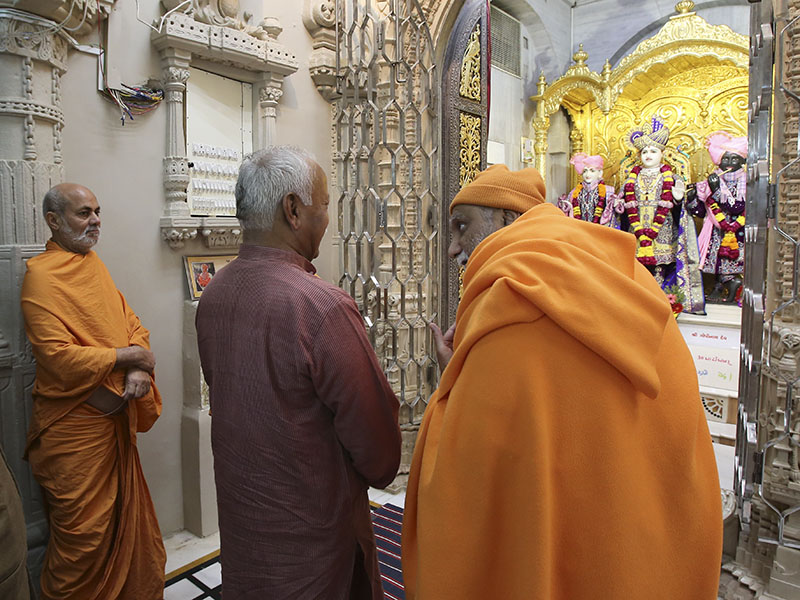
[489,68,525,170]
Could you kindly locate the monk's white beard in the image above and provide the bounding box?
[62,220,99,251]
[458,217,498,268]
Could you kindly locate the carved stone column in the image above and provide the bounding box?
[158,49,199,249]
[255,77,284,149]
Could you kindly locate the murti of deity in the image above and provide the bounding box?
[558,153,623,228]
[620,116,705,314]
[686,131,747,304]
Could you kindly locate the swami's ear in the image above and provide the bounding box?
[281,193,303,230]
[503,209,521,226]
[45,211,61,231]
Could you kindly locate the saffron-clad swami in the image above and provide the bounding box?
[21,183,165,600]
[401,165,723,599]
[196,146,402,599]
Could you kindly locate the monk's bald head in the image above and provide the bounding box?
[44,183,101,254]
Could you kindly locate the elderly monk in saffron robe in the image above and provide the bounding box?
[402,165,723,599]
[20,183,165,600]
[196,146,402,599]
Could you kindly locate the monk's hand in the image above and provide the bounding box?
[116,345,156,373]
[123,368,151,400]
[430,322,456,373]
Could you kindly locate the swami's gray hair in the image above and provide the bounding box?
[235,146,316,231]
[42,186,68,217]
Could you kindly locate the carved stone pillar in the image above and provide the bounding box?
[256,77,284,149]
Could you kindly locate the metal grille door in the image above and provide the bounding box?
[334,0,439,482]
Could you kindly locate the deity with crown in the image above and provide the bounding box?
[686,131,747,303]
[558,153,624,228]
[620,116,705,313]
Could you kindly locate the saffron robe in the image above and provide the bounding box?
[196,245,401,600]
[402,203,722,599]
[21,240,165,600]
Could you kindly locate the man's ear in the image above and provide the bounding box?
[503,209,521,226]
[282,193,303,230]
[45,211,61,231]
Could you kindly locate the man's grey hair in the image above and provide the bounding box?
[236,146,316,232]
[42,186,68,217]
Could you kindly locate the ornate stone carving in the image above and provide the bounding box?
[458,112,481,188]
[0,99,65,124]
[459,23,481,101]
[161,224,199,249]
[0,11,69,68]
[51,67,61,106]
[153,6,297,250]
[200,219,242,248]
[303,0,338,101]
[259,85,283,104]
[153,12,297,74]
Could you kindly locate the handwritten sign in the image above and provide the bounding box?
[679,323,740,350]
[690,347,739,392]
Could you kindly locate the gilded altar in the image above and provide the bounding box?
[530,1,748,193]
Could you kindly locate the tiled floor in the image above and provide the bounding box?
[162,487,406,598]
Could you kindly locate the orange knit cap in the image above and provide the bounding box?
[450,164,546,214]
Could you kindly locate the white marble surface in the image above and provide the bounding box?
[164,529,220,577]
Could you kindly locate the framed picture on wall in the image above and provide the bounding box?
[184,255,237,299]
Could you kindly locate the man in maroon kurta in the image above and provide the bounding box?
[196,146,401,599]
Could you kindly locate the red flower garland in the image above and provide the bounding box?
[571,182,607,223]
[708,200,745,261]
[622,164,675,265]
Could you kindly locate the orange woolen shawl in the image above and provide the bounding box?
[402,203,722,599]
[21,240,161,448]
[20,241,164,600]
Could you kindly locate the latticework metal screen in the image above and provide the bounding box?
[735,0,800,553]
[334,0,440,481]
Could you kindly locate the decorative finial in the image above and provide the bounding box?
[537,74,547,95]
[675,1,695,14]
[601,59,612,79]
[572,44,588,66]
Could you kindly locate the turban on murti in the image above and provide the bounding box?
[569,153,604,174]
[449,164,546,214]
[706,131,747,165]
[629,116,670,151]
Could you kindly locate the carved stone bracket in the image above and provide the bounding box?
[160,216,201,250]
[199,217,243,249]
[152,7,298,251]
[303,0,338,101]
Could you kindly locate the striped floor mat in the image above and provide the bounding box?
[164,503,405,599]
[371,502,406,599]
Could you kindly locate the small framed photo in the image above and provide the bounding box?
[184,255,237,299]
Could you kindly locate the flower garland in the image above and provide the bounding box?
[623,164,675,265]
[570,182,607,223]
[709,202,745,260]
[708,170,746,261]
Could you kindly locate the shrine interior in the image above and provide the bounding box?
[1,0,799,598]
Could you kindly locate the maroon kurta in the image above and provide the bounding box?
[196,244,401,600]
